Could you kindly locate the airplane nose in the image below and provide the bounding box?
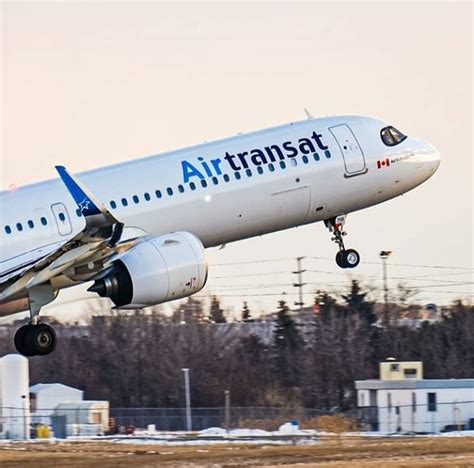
[424,141,441,173]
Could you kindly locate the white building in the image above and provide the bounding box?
[356,360,474,433]
[29,383,83,418]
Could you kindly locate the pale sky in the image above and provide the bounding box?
[1,1,472,318]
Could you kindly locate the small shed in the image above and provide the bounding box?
[54,401,109,434]
[29,383,83,417]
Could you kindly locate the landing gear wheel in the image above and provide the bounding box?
[335,251,347,269]
[14,323,57,357]
[14,324,35,356]
[342,249,360,269]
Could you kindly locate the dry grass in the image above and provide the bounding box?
[0,436,473,467]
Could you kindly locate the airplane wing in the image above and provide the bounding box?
[0,166,132,304]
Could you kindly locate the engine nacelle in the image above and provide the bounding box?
[89,232,208,308]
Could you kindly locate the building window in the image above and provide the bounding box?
[427,392,437,412]
[155,190,162,199]
[5,225,12,234]
[27,220,34,229]
[404,368,417,378]
[412,392,417,412]
[144,192,151,201]
[390,363,400,371]
[40,217,48,226]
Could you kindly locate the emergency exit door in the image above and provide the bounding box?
[329,124,367,177]
[51,203,72,236]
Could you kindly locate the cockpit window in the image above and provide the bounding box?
[381,126,407,146]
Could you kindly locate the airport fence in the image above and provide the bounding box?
[1,401,474,439]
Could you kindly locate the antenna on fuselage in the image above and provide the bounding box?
[304,108,314,120]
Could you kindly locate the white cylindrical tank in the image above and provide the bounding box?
[0,354,30,439]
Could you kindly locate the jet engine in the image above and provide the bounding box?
[88,232,208,308]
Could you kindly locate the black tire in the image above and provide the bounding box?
[343,249,360,269]
[335,251,347,269]
[14,324,36,357]
[28,324,57,356]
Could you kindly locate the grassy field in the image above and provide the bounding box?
[1,436,474,467]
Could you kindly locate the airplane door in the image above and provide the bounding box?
[329,124,367,177]
[51,203,73,236]
[272,186,311,230]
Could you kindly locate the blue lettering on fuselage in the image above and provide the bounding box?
[181,130,329,183]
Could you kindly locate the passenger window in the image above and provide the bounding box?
[189,182,196,190]
[280,161,286,169]
[325,150,331,158]
[302,156,309,164]
[76,209,82,217]
[381,126,407,146]
[211,177,219,185]
[132,195,139,204]
[178,185,185,193]
[155,190,162,199]
[268,163,275,172]
[41,217,48,226]
[28,220,34,229]
[313,153,320,161]
[245,169,252,177]
[290,159,297,167]
[234,172,241,180]
[121,198,128,207]
[200,179,208,188]
[110,201,117,209]
[257,166,264,174]
[58,213,66,222]
[144,193,151,201]
[17,223,23,232]
[167,187,173,196]
[5,226,12,234]
[223,174,230,182]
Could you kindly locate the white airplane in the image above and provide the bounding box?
[0,115,440,356]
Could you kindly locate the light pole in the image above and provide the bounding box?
[380,250,392,325]
[224,390,230,432]
[182,368,192,431]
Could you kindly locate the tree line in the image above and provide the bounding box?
[0,280,472,410]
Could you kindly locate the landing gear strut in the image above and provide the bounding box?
[14,282,58,357]
[325,215,360,269]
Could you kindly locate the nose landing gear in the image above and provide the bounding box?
[325,215,360,269]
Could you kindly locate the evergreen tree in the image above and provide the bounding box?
[342,280,376,324]
[209,296,226,323]
[241,301,252,322]
[273,299,302,388]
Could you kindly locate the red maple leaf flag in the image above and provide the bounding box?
[377,158,391,169]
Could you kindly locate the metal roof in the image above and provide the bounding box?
[29,383,82,393]
[355,379,474,390]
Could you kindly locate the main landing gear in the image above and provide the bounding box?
[325,215,360,269]
[14,282,58,357]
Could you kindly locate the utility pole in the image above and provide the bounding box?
[182,368,192,431]
[293,256,306,310]
[224,390,230,432]
[380,251,392,325]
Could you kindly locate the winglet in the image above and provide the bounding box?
[304,108,314,120]
[55,166,120,227]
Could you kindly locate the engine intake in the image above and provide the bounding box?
[89,232,208,308]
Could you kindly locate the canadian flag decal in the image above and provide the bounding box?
[377,158,391,169]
